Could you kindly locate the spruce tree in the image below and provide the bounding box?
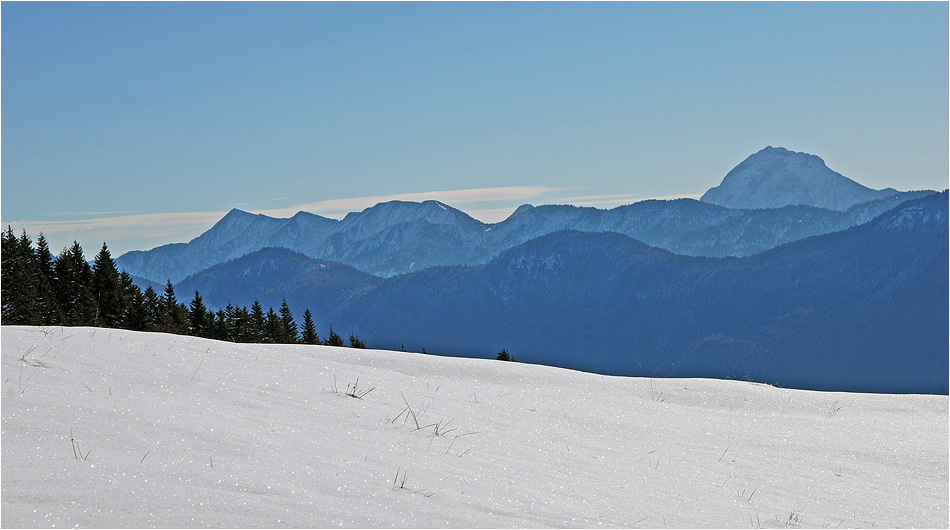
[263,308,281,343]
[211,308,228,341]
[33,233,63,325]
[231,305,251,343]
[119,271,147,331]
[188,290,208,337]
[300,309,319,345]
[142,286,162,331]
[91,242,126,328]
[54,241,95,326]
[278,300,298,343]
[249,301,266,343]
[221,304,236,342]
[160,281,187,334]
[34,233,55,281]
[0,227,17,323]
[349,333,366,349]
[324,325,344,347]
[1,228,38,324]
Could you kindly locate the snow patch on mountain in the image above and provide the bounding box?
[701,146,897,211]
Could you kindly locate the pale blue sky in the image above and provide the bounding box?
[3,2,947,256]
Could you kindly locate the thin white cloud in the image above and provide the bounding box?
[464,206,523,224]
[3,211,227,236]
[232,196,293,207]
[1,186,565,255]
[561,193,704,207]
[48,210,146,217]
[559,193,642,204]
[252,186,564,218]
[636,193,704,202]
[5,187,703,256]
[2,211,227,257]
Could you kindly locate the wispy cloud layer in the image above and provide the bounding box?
[1,186,701,257]
[561,193,704,206]
[1,186,563,256]
[2,211,227,258]
[4,211,226,236]
[252,186,564,219]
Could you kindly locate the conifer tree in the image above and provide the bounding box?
[324,325,344,347]
[225,305,237,338]
[220,304,236,342]
[210,308,228,341]
[160,281,187,334]
[300,309,319,345]
[263,308,281,343]
[278,300,298,343]
[13,229,39,323]
[349,333,366,349]
[54,241,95,326]
[188,290,208,337]
[0,227,18,323]
[249,301,266,343]
[91,242,126,328]
[119,271,147,331]
[33,233,63,325]
[1,228,39,324]
[142,286,162,331]
[34,233,55,281]
[230,305,250,343]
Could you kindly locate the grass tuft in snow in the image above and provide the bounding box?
[330,374,375,399]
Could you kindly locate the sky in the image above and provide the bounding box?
[2,2,948,257]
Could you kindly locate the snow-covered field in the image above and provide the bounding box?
[2,326,946,528]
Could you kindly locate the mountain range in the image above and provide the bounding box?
[117,146,931,284]
[336,192,948,394]
[165,191,947,394]
[111,146,946,394]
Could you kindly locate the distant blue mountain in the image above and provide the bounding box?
[119,146,935,285]
[118,191,933,284]
[334,192,947,394]
[173,192,948,394]
[701,146,898,210]
[174,247,381,333]
[117,146,933,284]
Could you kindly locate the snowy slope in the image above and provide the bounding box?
[701,147,897,211]
[2,326,947,528]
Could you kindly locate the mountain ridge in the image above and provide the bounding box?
[336,192,948,393]
[168,192,949,394]
[701,146,898,210]
[115,146,936,284]
[118,191,933,284]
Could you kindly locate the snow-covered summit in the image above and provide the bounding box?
[340,200,478,236]
[701,146,897,211]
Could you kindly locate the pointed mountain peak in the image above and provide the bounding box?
[342,199,479,228]
[192,208,284,247]
[222,207,254,218]
[701,147,892,211]
[512,204,535,216]
[219,208,281,223]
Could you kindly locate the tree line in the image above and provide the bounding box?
[1,228,365,347]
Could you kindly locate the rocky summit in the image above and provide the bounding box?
[700,146,897,211]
